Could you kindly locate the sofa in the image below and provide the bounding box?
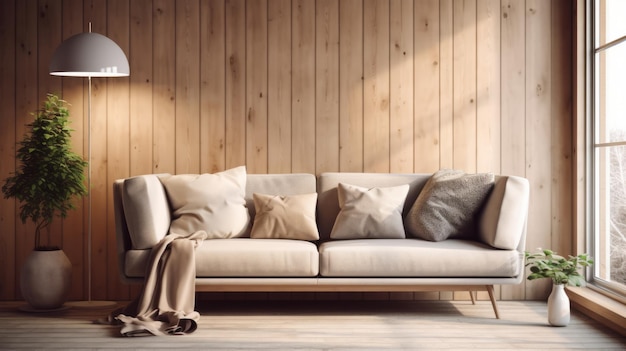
[113,167,530,319]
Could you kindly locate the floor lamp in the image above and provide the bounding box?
[49,24,129,308]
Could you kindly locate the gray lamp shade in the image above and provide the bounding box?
[49,32,129,77]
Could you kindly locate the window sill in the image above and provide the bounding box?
[566,286,626,336]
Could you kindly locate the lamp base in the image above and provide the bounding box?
[67,300,117,309]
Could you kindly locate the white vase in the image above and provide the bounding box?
[20,249,72,310]
[547,283,570,327]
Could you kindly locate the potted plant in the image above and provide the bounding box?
[525,249,594,327]
[2,93,87,310]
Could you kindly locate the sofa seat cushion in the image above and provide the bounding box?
[125,238,319,278]
[319,239,520,277]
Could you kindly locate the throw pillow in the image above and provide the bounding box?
[160,166,249,239]
[405,169,494,242]
[121,174,171,249]
[250,193,319,240]
[330,183,409,239]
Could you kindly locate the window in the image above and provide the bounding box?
[590,0,626,297]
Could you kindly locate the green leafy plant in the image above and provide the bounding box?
[2,93,87,250]
[525,249,594,286]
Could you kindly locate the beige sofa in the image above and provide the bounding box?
[113,171,529,319]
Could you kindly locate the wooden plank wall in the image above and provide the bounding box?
[0,0,574,302]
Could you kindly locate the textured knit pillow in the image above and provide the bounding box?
[250,193,319,240]
[330,183,409,239]
[160,166,249,239]
[405,169,494,241]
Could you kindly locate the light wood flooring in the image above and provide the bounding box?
[1,299,624,350]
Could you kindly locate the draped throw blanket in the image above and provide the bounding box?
[106,231,206,336]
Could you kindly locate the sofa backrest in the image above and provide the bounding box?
[317,173,431,241]
[317,173,530,251]
[244,173,317,236]
[478,175,529,251]
[114,171,529,253]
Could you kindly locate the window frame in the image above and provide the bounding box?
[587,0,626,299]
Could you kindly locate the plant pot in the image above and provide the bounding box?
[547,283,570,327]
[20,249,72,310]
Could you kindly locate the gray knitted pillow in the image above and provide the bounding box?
[405,169,494,241]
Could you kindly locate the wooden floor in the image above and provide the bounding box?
[0,299,624,350]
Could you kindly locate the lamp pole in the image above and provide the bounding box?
[50,23,128,308]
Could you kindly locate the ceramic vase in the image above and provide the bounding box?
[547,283,570,327]
[20,249,72,310]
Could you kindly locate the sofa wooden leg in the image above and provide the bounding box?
[469,291,476,305]
[486,285,500,319]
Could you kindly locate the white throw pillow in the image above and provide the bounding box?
[121,174,171,249]
[405,169,494,242]
[330,183,409,239]
[250,193,319,240]
[160,166,250,239]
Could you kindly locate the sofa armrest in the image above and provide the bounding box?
[113,179,133,282]
[478,175,530,250]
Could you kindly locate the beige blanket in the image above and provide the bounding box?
[107,231,206,336]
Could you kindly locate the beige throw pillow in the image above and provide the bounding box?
[160,166,249,239]
[330,183,409,239]
[121,174,171,249]
[405,169,494,242]
[250,193,319,240]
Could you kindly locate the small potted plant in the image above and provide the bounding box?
[2,93,87,310]
[525,249,594,327]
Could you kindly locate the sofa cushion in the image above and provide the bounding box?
[319,239,520,277]
[250,193,319,240]
[479,176,530,249]
[405,169,494,242]
[121,174,171,249]
[330,183,409,239]
[317,173,429,241]
[124,238,319,277]
[160,166,249,239]
[244,173,318,237]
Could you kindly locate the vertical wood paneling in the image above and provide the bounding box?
[175,0,201,174]
[500,0,526,300]
[414,0,440,173]
[452,0,477,173]
[14,0,39,300]
[1,0,577,302]
[267,0,292,173]
[439,0,454,170]
[201,0,226,173]
[106,0,130,301]
[152,0,176,174]
[61,0,85,301]
[390,0,414,174]
[476,0,501,174]
[130,0,153,177]
[551,0,573,260]
[85,0,109,301]
[38,0,63,248]
[525,0,552,300]
[291,0,316,173]
[315,0,340,174]
[0,0,16,300]
[363,0,390,173]
[339,0,364,172]
[38,0,63,100]
[225,0,246,169]
[246,0,268,174]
